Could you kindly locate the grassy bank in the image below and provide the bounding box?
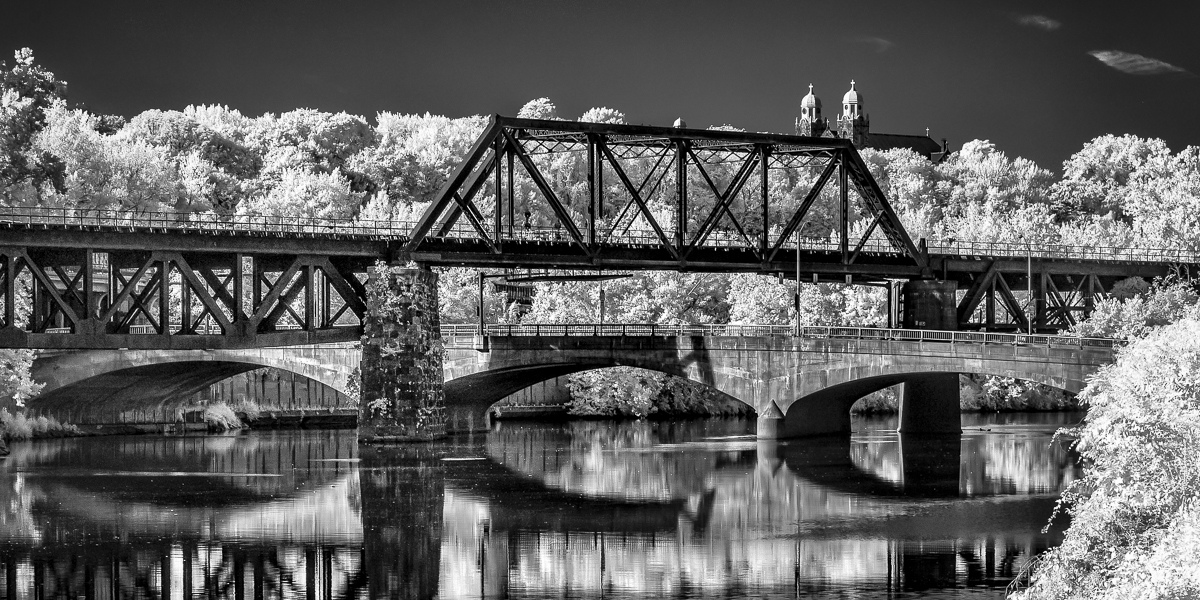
[1,408,80,442]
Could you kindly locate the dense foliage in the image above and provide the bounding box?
[1016,310,1200,599]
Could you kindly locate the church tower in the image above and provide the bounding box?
[837,80,869,146]
[795,84,828,137]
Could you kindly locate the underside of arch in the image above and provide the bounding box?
[29,361,264,419]
[774,367,1080,438]
[444,362,756,420]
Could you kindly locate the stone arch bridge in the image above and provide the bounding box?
[30,325,1114,437]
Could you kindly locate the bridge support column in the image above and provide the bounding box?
[898,373,961,434]
[358,266,447,442]
[758,399,852,439]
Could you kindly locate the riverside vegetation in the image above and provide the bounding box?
[1013,279,1200,599]
[4,49,1200,593]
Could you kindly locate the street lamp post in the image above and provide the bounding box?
[795,229,801,337]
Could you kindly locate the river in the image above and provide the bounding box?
[0,413,1081,599]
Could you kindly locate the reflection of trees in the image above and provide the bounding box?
[465,419,1079,596]
[848,429,1082,496]
[961,431,1080,495]
[486,420,754,502]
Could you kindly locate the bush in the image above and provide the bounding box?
[566,368,752,418]
[201,402,244,432]
[0,408,79,441]
[231,399,261,421]
[1013,318,1200,599]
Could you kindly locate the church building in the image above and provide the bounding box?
[796,81,951,162]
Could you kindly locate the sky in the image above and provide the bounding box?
[4,0,1199,171]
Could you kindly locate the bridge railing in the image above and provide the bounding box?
[441,323,1116,349]
[3,207,1198,264]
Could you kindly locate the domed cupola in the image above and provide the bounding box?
[837,80,870,146]
[842,80,863,118]
[796,84,828,137]
[801,84,822,119]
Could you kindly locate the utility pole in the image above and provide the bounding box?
[795,229,801,336]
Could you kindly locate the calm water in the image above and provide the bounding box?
[0,413,1082,599]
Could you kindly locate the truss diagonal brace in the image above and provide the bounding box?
[504,129,589,253]
[767,158,839,262]
[598,141,680,259]
[408,116,504,250]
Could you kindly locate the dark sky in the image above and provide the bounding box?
[5,0,1199,171]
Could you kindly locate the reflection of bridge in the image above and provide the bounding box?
[31,324,1111,436]
[0,423,1074,597]
[1,116,1176,439]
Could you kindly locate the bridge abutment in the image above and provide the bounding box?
[898,373,962,434]
[358,266,448,442]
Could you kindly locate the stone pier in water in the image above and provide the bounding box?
[358,265,447,442]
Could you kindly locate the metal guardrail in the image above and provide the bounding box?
[442,323,1116,349]
[1,207,1197,264]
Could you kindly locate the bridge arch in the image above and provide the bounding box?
[30,347,359,419]
[445,362,757,420]
[444,334,1107,437]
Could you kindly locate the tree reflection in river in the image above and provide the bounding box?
[0,414,1080,599]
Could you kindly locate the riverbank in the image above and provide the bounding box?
[0,409,80,444]
[1016,315,1200,598]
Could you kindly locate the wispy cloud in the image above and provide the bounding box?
[853,36,895,53]
[1088,50,1188,75]
[1015,14,1061,31]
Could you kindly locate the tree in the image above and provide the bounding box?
[236,167,359,219]
[33,103,182,210]
[1070,278,1199,340]
[579,107,625,124]
[517,98,559,120]
[0,48,68,202]
[1051,134,1173,221]
[1017,316,1200,599]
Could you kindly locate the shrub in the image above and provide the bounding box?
[1014,318,1200,599]
[0,409,79,441]
[201,402,244,432]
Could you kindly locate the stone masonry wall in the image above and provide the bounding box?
[358,265,446,442]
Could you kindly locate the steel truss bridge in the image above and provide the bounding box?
[0,116,1196,349]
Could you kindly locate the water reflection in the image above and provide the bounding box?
[0,415,1081,598]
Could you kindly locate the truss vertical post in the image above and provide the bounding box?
[1085,274,1097,317]
[760,146,770,257]
[839,152,849,263]
[494,138,503,242]
[83,249,94,322]
[675,139,688,249]
[253,258,263,328]
[506,149,514,238]
[305,264,315,330]
[985,280,996,329]
[181,266,192,333]
[3,254,13,328]
[159,258,171,336]
[587,135,597,248]
[322,271,331,328]
[234,254,245,323]
[1037,271,1048,330]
